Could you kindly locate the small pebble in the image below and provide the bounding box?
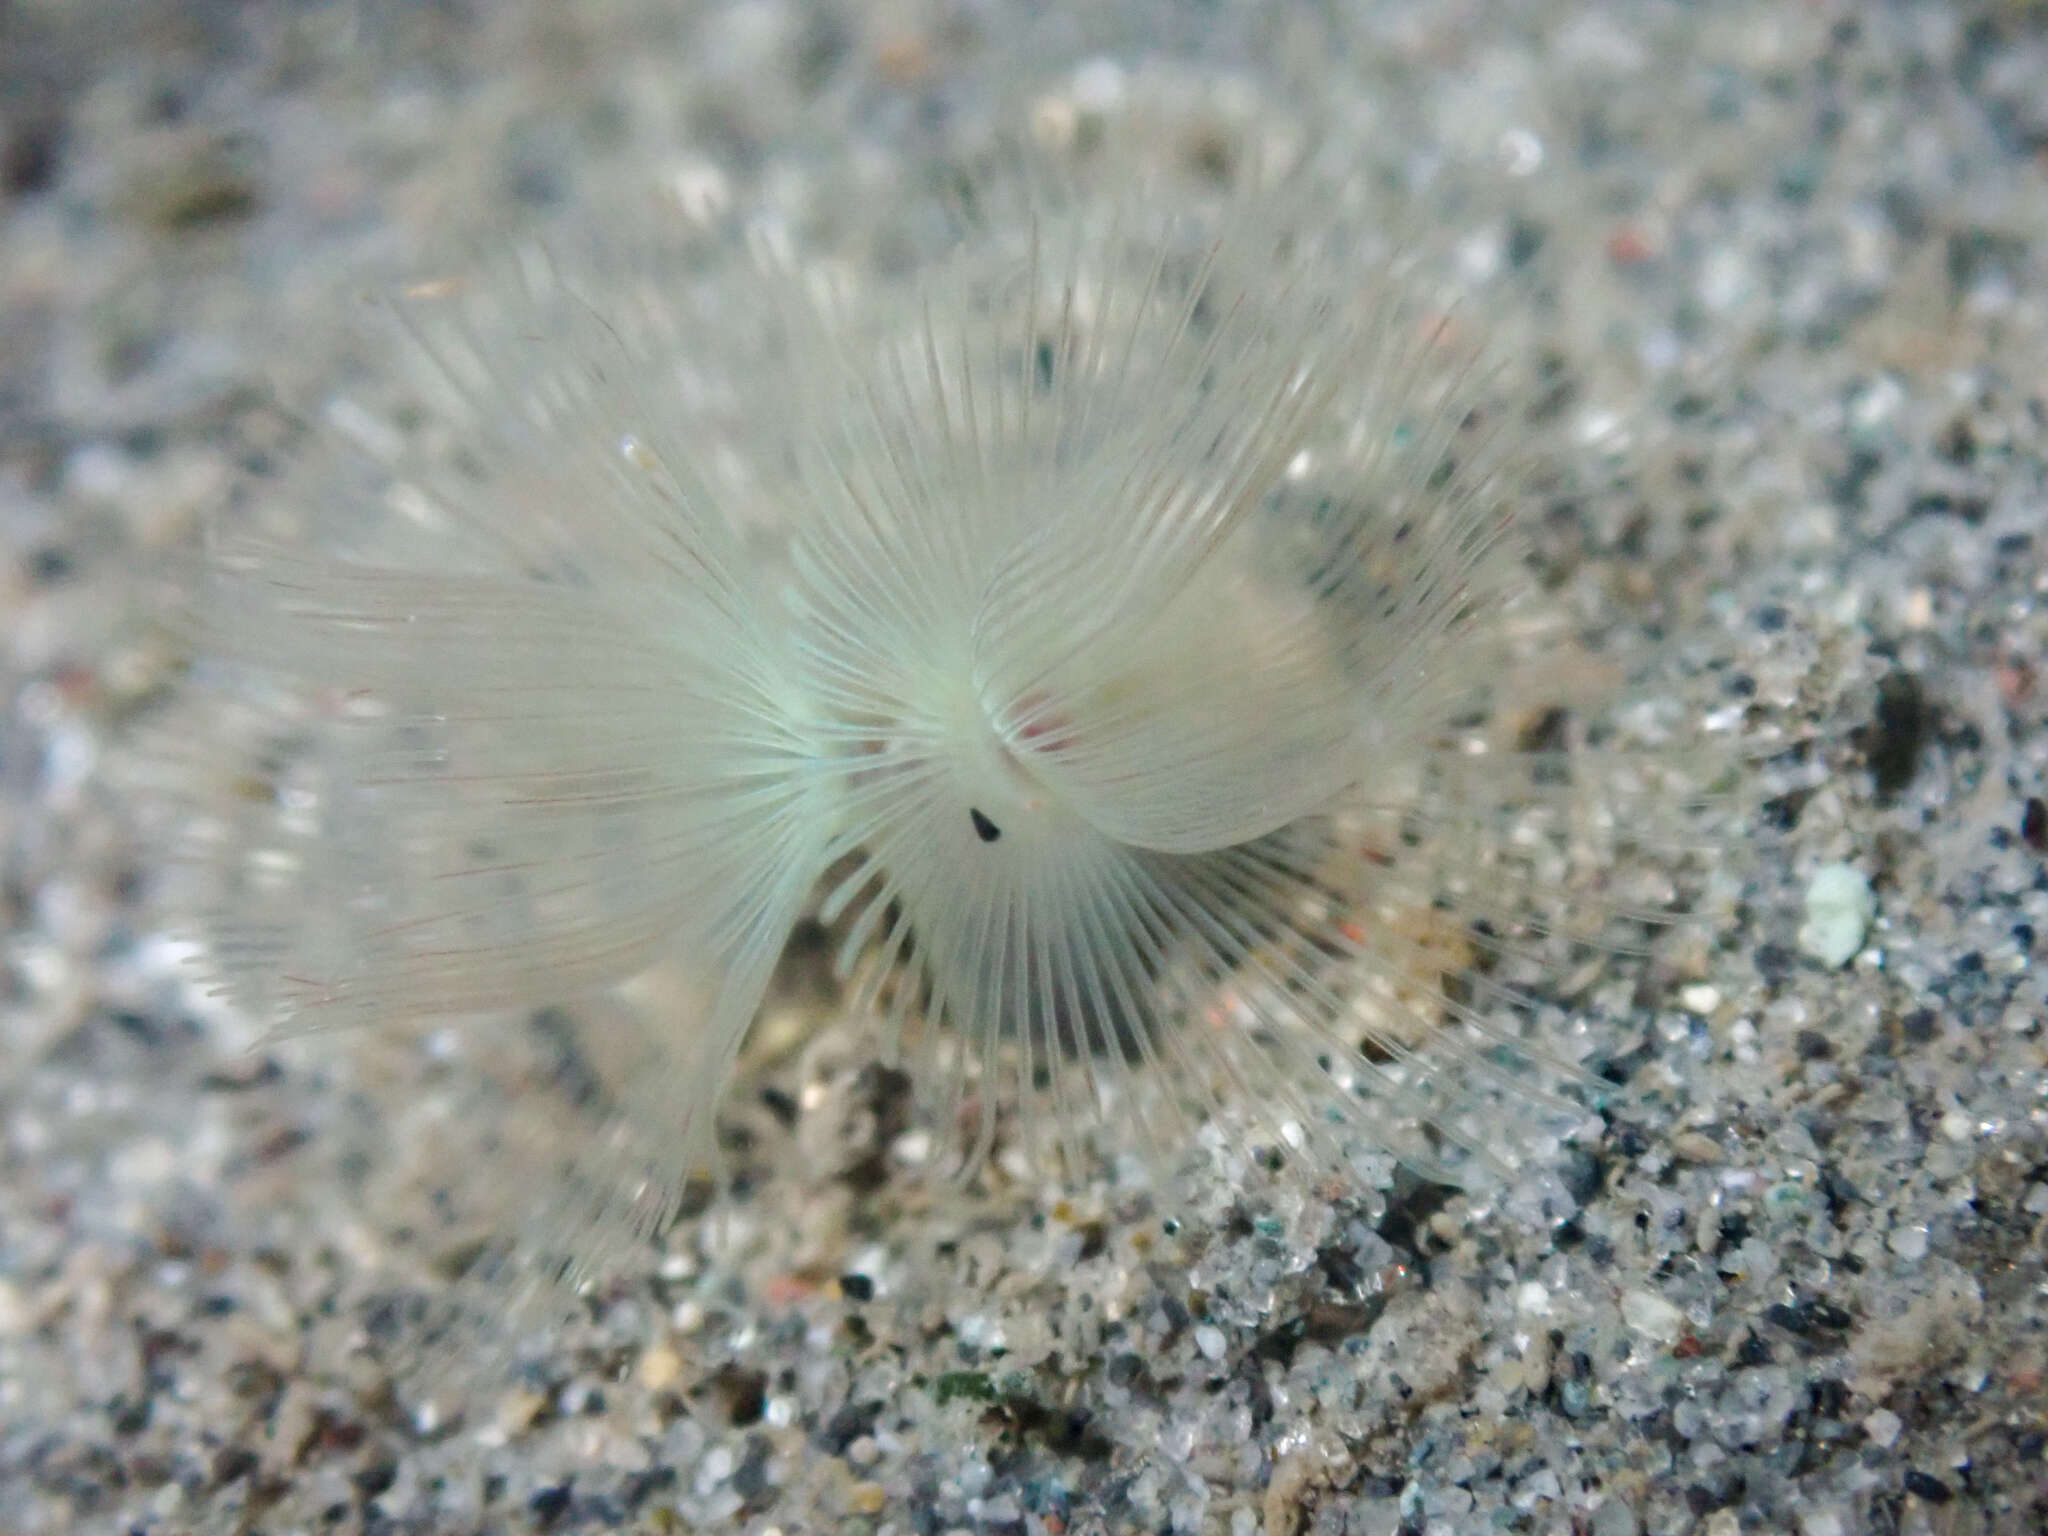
[638,1344,682,1392]
[1902,1469,1952,1504]
[1887,1225,1929,1261]
[493,1389,546,1440]
[1798,864,1875,968]
[1621,1290,1686,1343]
[1671,1132,1724,1165]
[0,1280,28,1336]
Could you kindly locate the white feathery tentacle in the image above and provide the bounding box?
[171,163,1728,1369]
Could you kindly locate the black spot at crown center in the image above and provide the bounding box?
[970,808,1002,843]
